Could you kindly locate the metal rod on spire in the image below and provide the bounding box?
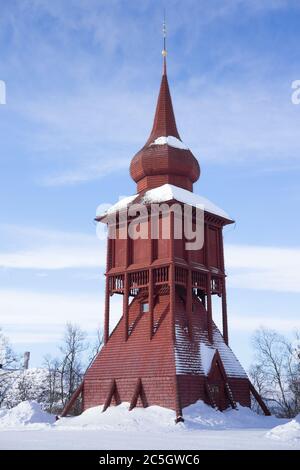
[162,10,167,74]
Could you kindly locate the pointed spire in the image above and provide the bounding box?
[130,19,200,193]
[146,15,181,145]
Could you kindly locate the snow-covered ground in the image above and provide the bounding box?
[0,401,299,450]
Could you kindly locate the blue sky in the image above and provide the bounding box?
[0,0,300,370]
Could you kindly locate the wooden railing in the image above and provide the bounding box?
[153,266,169,284]
[108,266,219,294]
[129,270,149,288]
[109,274,124,293]
[211,276,221,294]
[175,266,187,285]
[192,271,206,289]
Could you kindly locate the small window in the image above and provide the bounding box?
[211,385,220,395]
[141,302,149,313]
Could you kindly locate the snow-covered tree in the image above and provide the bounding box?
[0,329,20,407]
[3,369,49,409]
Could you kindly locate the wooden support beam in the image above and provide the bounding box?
[170,212,176,342]
[129,378,148,411]
[225,382,237,409]
[204,380,218,410]
[104,275,110,345]
[174,375,184,423]
[60,381,84,417]
[149,268,154,339]
[125,221,130,268]
[186,268,193,339]
[222,277,229,345]
[123,272,129,341]
[206,273,213,344]
[249,382,271,416]
[102,379,120,412]
[104,236,111,345]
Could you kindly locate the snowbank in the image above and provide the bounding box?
[1,400,294,450]
[184,401,282,430]
[266,414,300,446]
[0,400,284,435]
[55,401,282,432]
[0,401,55,429]
[55,402,177,432]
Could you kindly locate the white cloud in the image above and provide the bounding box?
[230,313,300,332]
[0,288,122,344]
[1,225,300,296]
[225,244,300,293]
[0,224,106,270]
[2,0,299,186]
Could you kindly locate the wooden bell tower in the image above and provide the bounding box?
[61,42,270,421]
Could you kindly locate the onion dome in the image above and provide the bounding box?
[130,56,200,193]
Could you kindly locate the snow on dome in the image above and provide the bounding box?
[149,136,189,150]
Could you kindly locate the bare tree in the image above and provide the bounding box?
[88,327,104,366]
[59,323,87,409]
[250,328,300,418]
[43,355,61,414]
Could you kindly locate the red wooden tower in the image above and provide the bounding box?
[62,45,269,421]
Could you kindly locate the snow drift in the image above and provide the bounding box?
[266,414,300,446]
[0,401,295,450]
[0,400,283,434]
[55,401,281,432]
[0,401,55,429]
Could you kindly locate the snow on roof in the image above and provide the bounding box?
[96,194,137,218]
[149,136,189,150]
[175,309,247,379]
[200,343,216,375]
[98,184,232,221]
[212,328,248,379]
[141,184,232,220]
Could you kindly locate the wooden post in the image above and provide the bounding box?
[125,220,130,268]
[123,272,129,341]
[218,229,228,345]
[186,268,192,338]
[104,235,111,345]
[60,381,84,417]
[249,382,271,416]
[170,211,176,342]
[222,277,229,345]
[149,211,154,264]
[207,273,213,343]
[149,268,154,339]
[205,223,213,343]
[174,375,184,423]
